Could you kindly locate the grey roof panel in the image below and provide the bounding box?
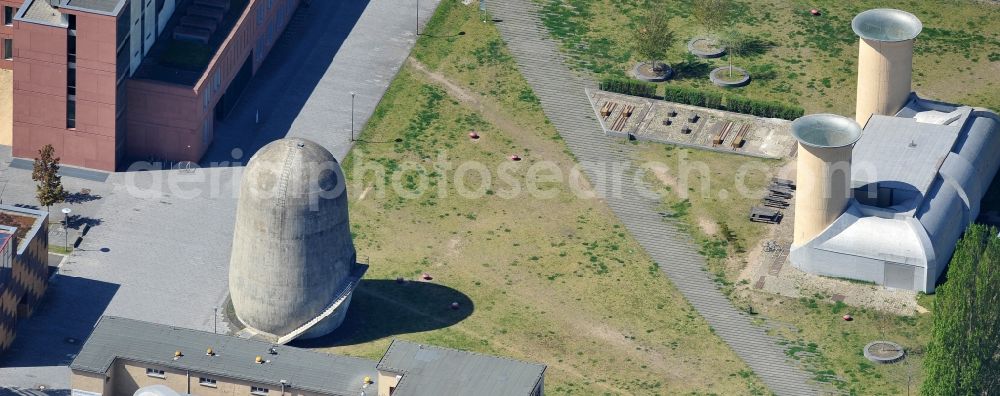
[377,340,545,396]
[851,115,960,195]
[71,317,377,395]
[61,0,125,14]
[18,0,66,26]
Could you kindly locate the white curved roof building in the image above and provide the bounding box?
[789,9,1000,292]
[791,96,1000,291]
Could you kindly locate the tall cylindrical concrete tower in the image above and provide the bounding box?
[229,138,358,339]
[852,8,922,126]
[791,114,863,247]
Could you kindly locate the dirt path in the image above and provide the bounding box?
[407,58,519,132]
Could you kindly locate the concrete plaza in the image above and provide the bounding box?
[0,0,440,388]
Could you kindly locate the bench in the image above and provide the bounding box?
[712,121,733,146]
[750,206,783,224]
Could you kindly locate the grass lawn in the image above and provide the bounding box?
[49,245,73,255]
[636,144,778,290]
[535,0,1000,115]
[754,293,931,395]
[303,2,773,395]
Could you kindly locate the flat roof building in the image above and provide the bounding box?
[70,316,547,396]
[5,0,300,171]
[0,205,49,354]
[789,8,1000,292]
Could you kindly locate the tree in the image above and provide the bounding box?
[720,29,749,77]
[32,144,68,212]
[921,224,1000,396]
[631,8,675,72]
[692,0,733,32]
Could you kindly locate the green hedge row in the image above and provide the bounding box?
[662,85,724,111]
[601,79,805,121]
[725,96,805,120]
[599,78,657,99]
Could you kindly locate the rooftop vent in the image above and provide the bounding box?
[791,114,863,148]
[852,9,922,42]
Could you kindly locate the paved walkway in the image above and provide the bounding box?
[204,0,440,163]
[487,1,821,394]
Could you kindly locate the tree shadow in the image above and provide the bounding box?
[65,192,102,204]
[741,36,775,58]
[67,215,103,231]
[672,55,713,80]
[291,279,473,348]
[0,275,119,368]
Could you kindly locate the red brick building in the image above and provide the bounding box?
[1,0,20,70]
[4,0,298,171]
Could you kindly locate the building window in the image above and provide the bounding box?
[212,71,221,90]
[256,5,264,26]
[2,39,11,61]
[3,6,14,26]
[66,99,76,129]
[67,34,76,64]
[67,69,76,96]
[145,368,165,378]
[250,386,269,395]
[199,377,217,387]
[267,0,273,10]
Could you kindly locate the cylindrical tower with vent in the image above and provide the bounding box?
[229,138,358,340]
[791,114,863,246]
[853,9,922,126]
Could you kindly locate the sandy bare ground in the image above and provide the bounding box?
[735,162,921,315]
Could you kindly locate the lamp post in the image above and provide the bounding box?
[350,91,356,142]
[213,306,218,334]
[416,0,420,35]
[61,208,72,250]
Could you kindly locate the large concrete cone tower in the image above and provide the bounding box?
[791,114,863,247]
[852,8,922,126]
[229,138,362,342]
